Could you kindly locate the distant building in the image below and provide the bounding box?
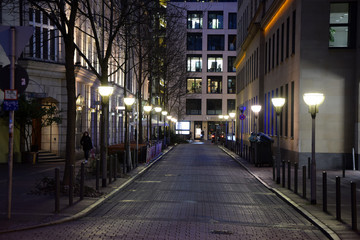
[170,0,237,141]
[235,0,359,169]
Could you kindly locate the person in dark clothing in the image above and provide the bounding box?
[80,131,93,163]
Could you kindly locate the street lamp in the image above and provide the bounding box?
[303,92,325,205]
[167,115,172,145]
[271,98,286,184]
[161,111,168,146]
[143,105,152,144]
[98,85,114,187]
[251,105,261,133]
[229,112,236,149]
[154,106,162,141]
[224,115,229,147]
[124,97,135,172]
[218,115,224,144]
[239,106,246,157]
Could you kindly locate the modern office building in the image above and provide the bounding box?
[170,0,237,141]
[235,0,360,169]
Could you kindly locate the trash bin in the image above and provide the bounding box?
[255,132,274,167]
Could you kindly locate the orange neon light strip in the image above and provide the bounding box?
[235,52,246,69]
[264,0,292,33]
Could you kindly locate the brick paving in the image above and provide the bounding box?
[1,144,328,239]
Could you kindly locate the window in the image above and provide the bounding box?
[187,33,202,51]
[29,8,58,61]
[292,10,296,54]
[228,56,236,72]
[227,77,236,94]
[207,76,222,94]
[329,3,356,48]
[187,78,202,93]
[229,13,237,29]
[186,99,202,115]
[187,55,202,72]
[228,35,236,51]
[187,11,203,29]
[208,35,224,50]
[207,99,222,115]
[227,99,235,114]
[208,11,223,29]
[207,55,223,72]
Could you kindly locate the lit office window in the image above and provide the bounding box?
[187,78,202,93]
[187,11,203,29]
[329,3,353,48]
[207,55,223,72]
[207,76,222,94]
[227,76,236,93]
[187,55,202,72]
[208,11,223,29]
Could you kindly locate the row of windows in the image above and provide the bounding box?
[187,11,237,30]
[237,48,259,92]
[240,82,295,138]
[186,99,235,115]
[187,33,236,51]
[265,11,296,74]
[187,76,236,94]
[238,0,261,47]
[187,55,236,72]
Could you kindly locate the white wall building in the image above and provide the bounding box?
[170,0,237,141]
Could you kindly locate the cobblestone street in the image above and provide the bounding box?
[1,144,328,239]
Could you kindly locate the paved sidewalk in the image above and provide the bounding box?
[0,147,172,234]
[220,146,360,240]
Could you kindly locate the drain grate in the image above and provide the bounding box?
[210,230,233,235]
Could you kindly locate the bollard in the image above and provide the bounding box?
[342,157,346,178]
[302,166,306,199]
[322,171,327,212]
[69,164,74,206]
[308,157,311,179]
[336,176,341,220]
[294,163,298,194]
[80,162,85,200]
[282,160,285,188]
[287,161,291,190]
[351,182,357,231]
[55,168,60,213]
[109,155,113,184]
[114,153,118,180]
[96,157,100,191]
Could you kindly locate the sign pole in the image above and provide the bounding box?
[7,27,15,219]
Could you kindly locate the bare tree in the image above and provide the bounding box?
[26,0,80,184]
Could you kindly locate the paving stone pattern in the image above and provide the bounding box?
[1,144,328,239]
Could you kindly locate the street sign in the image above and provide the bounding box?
[4,89,18,100]
[239,114,246,120]
[3,100,19,111]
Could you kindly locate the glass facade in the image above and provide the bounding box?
[208,11,223,29]
[207,55,223,72]
[187,55,202,72]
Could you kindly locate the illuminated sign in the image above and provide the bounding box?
[176,121,190,131]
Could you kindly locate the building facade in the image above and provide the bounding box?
[0,1,141,163]
[170,0,237,141]
[236,0,360,169]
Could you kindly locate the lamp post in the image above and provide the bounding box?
[224,115,229,147]
[239,106,246,157]
[154,106,162,141]
[124,97,135,172]
[98,85,114,187]
[143,105,152,144]
[229,112,236,149]
[167,115,172,145]
[303,92,325,204]
[271,98,286,184]
[218,115,224,144]
[161,111,168,147]
[251,105,261,133]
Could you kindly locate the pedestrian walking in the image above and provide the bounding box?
[80,131,93,163]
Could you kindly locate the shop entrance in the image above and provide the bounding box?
[194,121,202,139]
